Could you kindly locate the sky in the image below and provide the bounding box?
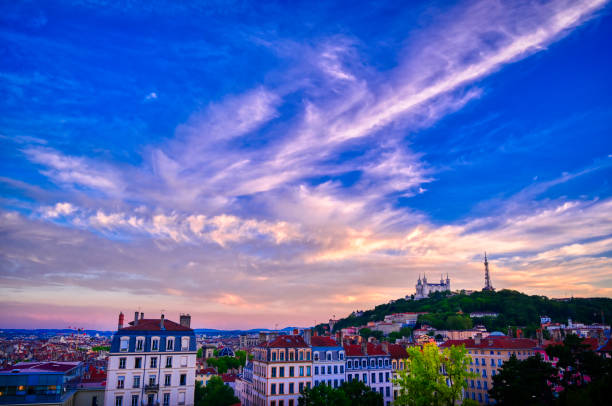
[1,0,611,330]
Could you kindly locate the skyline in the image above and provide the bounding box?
[1,0,612,330]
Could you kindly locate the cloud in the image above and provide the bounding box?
[41,202,76,218]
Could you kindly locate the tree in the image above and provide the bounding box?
[298,383,350,406]
[394,343,476,406]
[235,350,247,366]
[488,353,557,405]
[195,376,239,406]
[197,348,203,358]
[341,380,384,406]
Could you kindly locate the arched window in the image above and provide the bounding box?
[347,360,352,369]
[314,352,319,361]
[326,352,332,361]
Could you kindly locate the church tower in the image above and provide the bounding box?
[483,252,495,291]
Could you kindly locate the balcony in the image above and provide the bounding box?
[144,384,159,391]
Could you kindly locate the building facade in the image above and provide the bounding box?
[105,312,197,406]
[414,274,450,300]
[440,336,538,405]
[251,334,312,406]
[386,343,409,402]
[344,342,393,405]
[311,336,345,389]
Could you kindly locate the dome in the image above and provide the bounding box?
[489,331,505,336]
[218,347,235,357]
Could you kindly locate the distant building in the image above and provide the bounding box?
[344,342,393,405]
[413,274,450,300]
[540,316,552,325]
[311,336,345,389]
[469,312,499,319]
[105,311,197,406]
[236,361,255,406]
[440,336,538,405]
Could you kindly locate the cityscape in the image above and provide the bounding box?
[1,0,612,406]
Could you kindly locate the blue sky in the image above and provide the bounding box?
[1,0,611,329]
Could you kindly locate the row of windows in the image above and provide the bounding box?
[313,351,345,361]
[469,379,489,390]
[270,381,309,395]
[115,392,185,406]
[270,400,296,406]
[269,350,311,362]
[469,367,498,378]
[116,373,187,389]
[468,349,534,356]
[313,379,344,388]
[118,355,188,369]
[346,358,390,369]
[270,366,311,378]
[465,391,489,404]
[346,372,390,384]
[470,357,504,367]
[314,365,344,375]
[119,336,190,352]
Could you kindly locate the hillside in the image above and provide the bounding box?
[319,290,612,337]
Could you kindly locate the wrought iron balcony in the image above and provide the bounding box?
[144,383,159,391]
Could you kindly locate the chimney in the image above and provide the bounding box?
[381,341,389,354]
[474,333,482,345]
[293,328,299,336]
[303,329,312,345]
[361,340,367,356]
[160,314,165,330]
[118,312,124,330]
[134,311,139,326]
[180,314,191,328]
[140,312,144,321]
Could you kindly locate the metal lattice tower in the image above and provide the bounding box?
[483,252,495,291]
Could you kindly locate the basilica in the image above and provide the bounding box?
[412,274,450,300]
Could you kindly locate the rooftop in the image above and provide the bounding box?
[264,335,309,348]
[440,337,538,350]
[311,336,339,347]
[0,361,81,374]
[120,318,192,332]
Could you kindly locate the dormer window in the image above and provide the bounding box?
[298,351,303,361]
[272,351,277,361]
[181,337,189,351]
[280,351,285,361]
[166,337,174,351]
[326,352,332,361]
[289,351,294,361]
[306,350,311,361]
[120,337,129,352]
[339,352,344,360]
[152,337,160,351]
[314,352,319,361]
[136,337,144,351]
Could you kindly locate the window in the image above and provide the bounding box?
[178,392,185,405]
[272,352,277,361]
[136,338,144,351]
[271,383,276,394]
[481,358,485,365]
[478,393,482,402]
[482,369,487,378]
[279,383,284,394]
[134,357,142,368]
[119,358,126,369]
[117,376,125,389]
[372,373,376,383]
[271,367,276,377]
[340,365,344,373]
[289,382,294,393]
[152,338,159,351]
[477,380,481,389]
[149,375,156,385]
[491,359,495,366]
[181,337,189,351]
[385,359,389,366]
[379,372,383,382]
[475,358,479,365]
[386,387,390,397]
[280,351,285,361]
[334,365,338,374]
[484,381,488,390]
[299,351,303,360]
[279,367,285,377]
[181,356,188,367]
[385,372,389,382]
[362,360,367,368]
[314,352,319,361]
[327,366,331,375]
[370,360,375,368]
[289,366,294,377]
[339,352,344,360]
[120,338,129,352]
[334,379,338,388]
[165,374,171,386]
[131,395,139,406]
[299,382,304,392]
[299,366,304,376]
[115,396,123,406]
[150,357,157,368]
[166,356,172,368]
[347,360,352,369]
[363,373,367,383]
[306,351,311,360]
[180,374,186,386]
[327,352,332,361]
[314,366,319,375]
[167,338,174,351]
[133,376,140,388]
[289,351,294,361]
[378,359,382,367]
[147,394,154,406]
[163,393,170,406]
[289,400,294,406]
[306,366,311,376]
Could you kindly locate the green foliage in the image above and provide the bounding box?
[489,353,557,405]
[299,381,382,406]
[360,328,384,341]
[207,356,241,374]
[213,349,219,356]
[235,350,247,366]
[323,290,612,337]
[388,327,413,342]
[197,348,203,358]
[195,377,239,406]
[394,343,476,406]
[91,345,110,352]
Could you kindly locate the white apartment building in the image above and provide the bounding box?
[105,312,197,406]
[310,336,346,389]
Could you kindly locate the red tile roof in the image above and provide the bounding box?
[222,373,237,382]
[121,318,192,331]
[343,343,389,356]
[582,337,599,351]
[311,336,339,347]
[0,361,81,373]
[265,335,309,348]
[367,343,388,356]
[440,337,538,350]
[387,344,409,359]
[597,338,612,353]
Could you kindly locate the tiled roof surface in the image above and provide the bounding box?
[121,318,192,332]
[0,361,81,373]
[387,344,409,359]
[343,343,389,356]
[222,373,237,382]
[311,336,339,347]
[265,335,309,348]
[440,337,538,350]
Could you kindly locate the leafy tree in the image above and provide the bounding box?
[197,348,203,358]
[207,356,241,374]
[299,383,350,406]
[395,343,475,406]
[235,350,247,366]
[341,380,384,406]
[195,376,239,406]
[91,345,110,352]
[488,353,557,405]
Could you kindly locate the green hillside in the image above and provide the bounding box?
[319,290,612,338]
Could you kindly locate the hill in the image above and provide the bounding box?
[319,290,612,338]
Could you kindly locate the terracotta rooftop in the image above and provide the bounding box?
[440,337,538,350]
[264,335,309,348]
[120,318,192,332]
[311,336,339,347]
[343,343,389,356]
[0,361,81,374]
[387,344,409,359]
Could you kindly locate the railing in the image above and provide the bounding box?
[144,384,159,391]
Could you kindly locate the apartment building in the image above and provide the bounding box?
[386,343,408,402]
[440,335,538,405]
[105,312,197,406]
[251,334,312,406]
[344,342,393,405]
[311,336,345,388]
